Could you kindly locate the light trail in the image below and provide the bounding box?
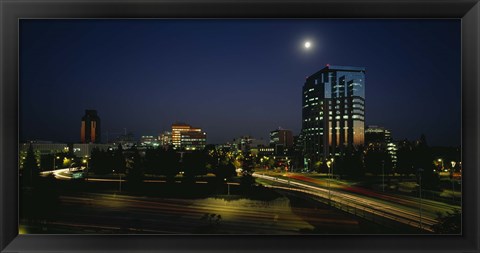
[55,193,320,234]
[253,173,437,232]
[87,178,126,182]
[285,173,457,215]
[53,168,74,180]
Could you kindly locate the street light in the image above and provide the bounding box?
[224,178,230,195]
[68,162,76,172]
[437,158,447,173]
[330,158,335,180]
[53,155,60,170]
[326,158,334,206]
[82,156,89,181]
[113,169,122,193]
[450,161,456,202]
[382,160,385,192]
[417,168,424,231]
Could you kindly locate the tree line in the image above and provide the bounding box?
[88,144,238,185]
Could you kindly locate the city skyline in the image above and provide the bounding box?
[20,19,461,146]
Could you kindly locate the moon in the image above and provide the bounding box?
[304,41,311,49]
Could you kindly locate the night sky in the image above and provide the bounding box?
[20,19,461,146]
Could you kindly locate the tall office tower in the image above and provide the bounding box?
[270,128,294,147]
[171,123,206,150]
[365,125,397,168]
[365,125,387,150]
[302,65,365,162]
[80,110,101,143]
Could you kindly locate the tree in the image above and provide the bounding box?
[364,149,392,175]
[335,148,364,179]
[144,148,156,174]
[21,174,60,228]
[205,149,219,174]
[313,160,328,173]
[432,209,461,234]
[240,170,256,189]
[239,152,256,188]
[125,146,144,189]
[413,134,439,190]
[396,143,416,176]
[113,144,126,174]
[22,144,39,187]
[40,154,54,171]
[182,151,207,183]
[90,148,111,175]
[159,148,180,183]
[241,153,254,173]
[214,158,236,183]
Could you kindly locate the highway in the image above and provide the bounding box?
[34,168,456,233]
[252,172,457,232]
[26,169,391,234]
[283,173,458,217]
[20,191,382,234]
[40,168,240,186]
[40,168,76,180]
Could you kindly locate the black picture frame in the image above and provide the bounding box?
[1,0,479,252]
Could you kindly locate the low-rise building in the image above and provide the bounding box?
[140,135,159,147]
[171,123,207,150]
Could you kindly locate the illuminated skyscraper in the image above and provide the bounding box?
[302,65,365,163]
[80,110,101,143]
[270,128,294,147]
[365,125,397,168]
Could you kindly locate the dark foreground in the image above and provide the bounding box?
[20,180,411,234]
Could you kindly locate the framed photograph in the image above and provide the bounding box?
[1,0,479,252]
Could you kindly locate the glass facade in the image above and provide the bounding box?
[302,65,365,162]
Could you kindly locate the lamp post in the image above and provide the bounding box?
[450,161,456,202]
[82,156,89,181]
[53,155,60,170]
[382,160,385,192]
[417,168,424,231]
[224,178,230,195]
[69,162,76,172]
[327,169,331,205]
[113,169,122,193]
[437,158,444,171]
[330,158,335,180]
[326,158,334,205]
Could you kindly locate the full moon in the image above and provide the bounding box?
[304,41,311,49]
